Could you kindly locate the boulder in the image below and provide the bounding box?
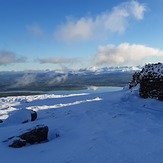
[0,119,3,123]
[9,139,26,148]
[20,125,48,144]
[4,109,37,125]
[8,125,49,148]
[31,110,37,121]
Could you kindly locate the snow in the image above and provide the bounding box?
[0,88,163,163]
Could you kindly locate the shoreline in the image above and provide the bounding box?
[0,86,123,98]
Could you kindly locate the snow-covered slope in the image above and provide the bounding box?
[0,88,163,163]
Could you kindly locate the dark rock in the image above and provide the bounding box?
[8,125,49,148]
[9,139,26,148]
[55,133,60,138]
[21,110,37,123]
[19,125,48,144]
[129,63,163,101]
[31,110,37,121]
[158,93,163,101]
[0,119,3,123]
[22,120,29,124]
[129,72,141,89]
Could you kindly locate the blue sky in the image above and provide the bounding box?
[0,0,163,71]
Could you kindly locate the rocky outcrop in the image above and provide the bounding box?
[8,125,49,148]
[129,63,163,101]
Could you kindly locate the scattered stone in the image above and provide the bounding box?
[55,133,60,138]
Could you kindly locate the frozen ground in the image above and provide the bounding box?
[0,87,163,163]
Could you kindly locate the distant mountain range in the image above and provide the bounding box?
[0,66,141,94]
[0,66,141,75]
[76,66,141,74]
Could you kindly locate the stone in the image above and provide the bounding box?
[4,109,37,125]
[31,110,37,121]
[9,139,26,148]
[8,125,49,148]
[19,125,49,144]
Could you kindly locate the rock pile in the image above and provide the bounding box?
[129,63,163,101]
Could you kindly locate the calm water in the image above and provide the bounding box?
[0,86,123,97]
[48,86,123,95]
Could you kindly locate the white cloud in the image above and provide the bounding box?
[26,23,44,37]
[93,43,163,66]
[55,0,146,42]
[13,73,37,87]
[0,50,26,65]
[48,73,68,86]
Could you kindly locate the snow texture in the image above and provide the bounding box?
[140,63,163,78]
[0,88,163,163]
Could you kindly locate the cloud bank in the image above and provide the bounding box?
[39,57,77,65]
[55,0,146,42]
[47,73,68,86]
[0,50,26,66]
[93,43,163,66]
[14,73,37,87]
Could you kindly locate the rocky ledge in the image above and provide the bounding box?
[129,63,163,101]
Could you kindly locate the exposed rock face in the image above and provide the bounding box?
[129,63,163,101]
[8,125,49,148]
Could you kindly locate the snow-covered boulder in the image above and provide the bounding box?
[19,125,48,144]
[8,125,49,148]
[9,139,26,148]
[3,109,37,125]
[129,63,163,100]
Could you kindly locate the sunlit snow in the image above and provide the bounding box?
[0,87,163,163]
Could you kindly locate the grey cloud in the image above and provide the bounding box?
[39,57,77,65]
[0,50,26,66]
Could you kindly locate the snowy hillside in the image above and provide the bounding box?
[0,88,163,163]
